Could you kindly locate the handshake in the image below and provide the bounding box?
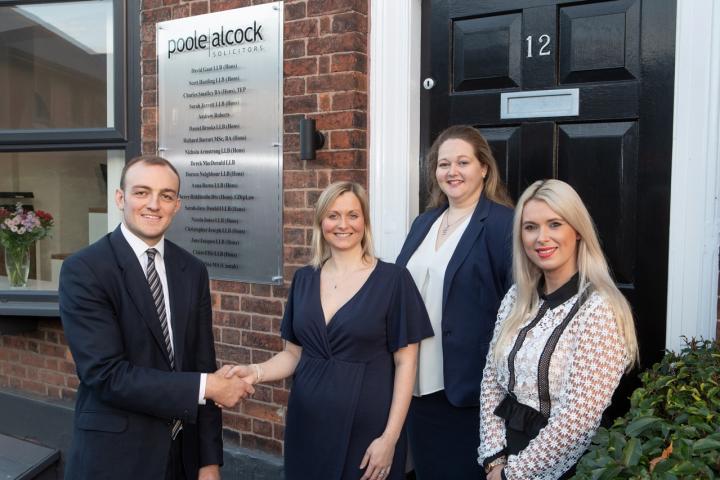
[204,364,259,409]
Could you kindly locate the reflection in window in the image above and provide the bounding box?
[0,151,111,286]
[0,0,114,129]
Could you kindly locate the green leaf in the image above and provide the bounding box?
[641,437,664,455]
[597,465,624,480]
[692,437,720,453]
[625,416,662,437]
[669,461,699,475]
[592,428,610,446]
[652,457,674,474]
[622,437,642,466]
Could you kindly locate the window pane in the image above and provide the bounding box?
[0,0,114,129]
[0,150,112,288]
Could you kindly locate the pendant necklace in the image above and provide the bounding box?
[440,211,471,236]
[327,262,374,289]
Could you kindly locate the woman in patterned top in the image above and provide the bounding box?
[478,179,639,480]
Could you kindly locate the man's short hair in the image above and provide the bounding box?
[119,155,181,192]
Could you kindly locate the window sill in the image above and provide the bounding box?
[0,277,59,318]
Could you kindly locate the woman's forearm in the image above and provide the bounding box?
[381,343,418,442]
[231,342,302,385]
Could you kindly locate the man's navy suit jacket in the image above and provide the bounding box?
[395,195,514,407]
[59,226,222,480]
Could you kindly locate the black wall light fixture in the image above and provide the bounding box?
[299,118,325,160]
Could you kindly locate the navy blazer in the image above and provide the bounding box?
[396,195,513,407]
[59,226,222,480]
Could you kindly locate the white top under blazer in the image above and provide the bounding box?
[406,212,471,396]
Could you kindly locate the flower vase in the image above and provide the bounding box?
[4,245,30,288]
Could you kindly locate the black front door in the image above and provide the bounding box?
[421,0,676,376]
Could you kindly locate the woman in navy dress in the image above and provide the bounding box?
[228,181,433,480]
[395,125,514,479]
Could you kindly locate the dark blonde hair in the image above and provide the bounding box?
[309,182,375,269]
[426,125,513,209]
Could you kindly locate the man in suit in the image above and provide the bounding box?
[60,155,252,480]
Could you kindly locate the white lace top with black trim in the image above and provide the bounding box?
[478,281,629,480]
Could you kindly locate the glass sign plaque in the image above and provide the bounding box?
[157,2,283,284]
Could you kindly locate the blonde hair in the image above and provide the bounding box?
[426,125,513,209]
[309,182,375,269]
[494,179,639,369]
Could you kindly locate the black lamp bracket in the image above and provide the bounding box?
[299,118,325,160]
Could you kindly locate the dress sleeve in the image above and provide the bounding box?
[503,295,628,479]
[386,266,434,352]
[280,270,302,346]
[478,285,516,466]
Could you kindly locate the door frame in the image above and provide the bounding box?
[368,0,720,347]
[665,0,720,350]
[368,0,422,262]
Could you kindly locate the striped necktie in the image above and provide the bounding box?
[146,248,174,369]
[146,248,182,440]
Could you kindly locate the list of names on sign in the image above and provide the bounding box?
[157,2,283,283]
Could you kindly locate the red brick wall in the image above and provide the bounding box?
[0,0,369,460]
[0,320,78,400]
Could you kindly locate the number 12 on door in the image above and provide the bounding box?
[526,34,552,58]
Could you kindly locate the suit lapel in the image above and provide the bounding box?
[442,196,491,312]
[164,241,188,369]
[396,207,445,266]
[110,227,173,370]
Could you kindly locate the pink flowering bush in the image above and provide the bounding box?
[0,203,54,250]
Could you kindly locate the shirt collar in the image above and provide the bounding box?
[120,223,165,261]
[538,272,580,309]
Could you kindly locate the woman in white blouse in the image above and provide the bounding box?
[478,179,639,480]
[396,125,514,478]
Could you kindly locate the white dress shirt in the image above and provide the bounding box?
[406,213,471,396]
[120,223,207,404]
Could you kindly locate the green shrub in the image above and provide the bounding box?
[574,338,720,479]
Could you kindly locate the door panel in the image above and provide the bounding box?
[558,0,641,84]
[422,0,676,381]
[558,122,638,286]
[481,126,521,190]
[453,14,522,91]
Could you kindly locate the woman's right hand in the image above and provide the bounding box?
[225,364,257,384]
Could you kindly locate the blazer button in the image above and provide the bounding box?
[443,330,452,337]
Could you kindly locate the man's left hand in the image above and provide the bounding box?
[198,464,220,480]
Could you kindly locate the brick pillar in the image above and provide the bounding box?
[140,0,369,456]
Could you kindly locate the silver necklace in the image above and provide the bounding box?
[440,211,471,236]
[326,263,373,289]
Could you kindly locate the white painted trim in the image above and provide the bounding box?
[666,0,720,350]
[368,0,422,261]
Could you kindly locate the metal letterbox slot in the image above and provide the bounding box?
[500,88,579,119]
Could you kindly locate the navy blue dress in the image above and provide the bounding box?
[281,261,433,480]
